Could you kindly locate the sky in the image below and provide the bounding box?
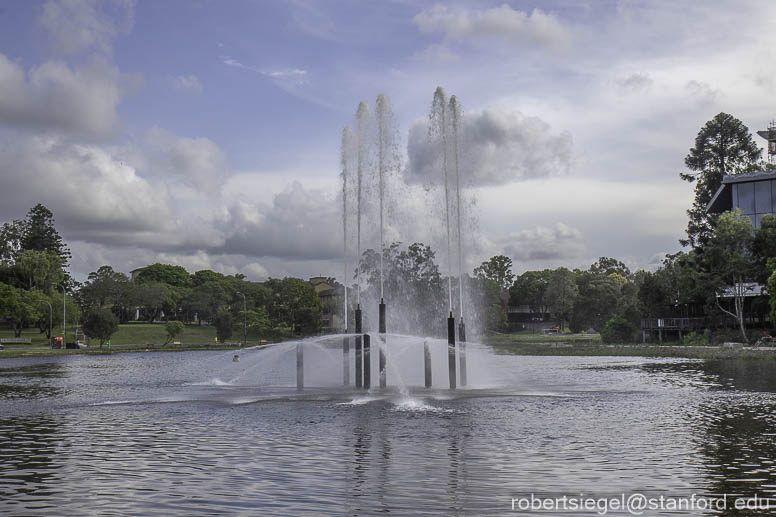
[0,0,775,283]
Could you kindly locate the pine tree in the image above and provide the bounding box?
[680,113,761,248]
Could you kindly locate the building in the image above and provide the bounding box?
[309,276,344,331]
[707,169,776,227]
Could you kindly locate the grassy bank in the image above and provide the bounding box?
[0,323,269,359]
[484,331,776,360]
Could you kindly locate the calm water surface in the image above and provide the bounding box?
[2,343,776,516]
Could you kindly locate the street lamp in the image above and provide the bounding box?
[236,291,246,347]
[38,300,52,348]
[59,284,66,347]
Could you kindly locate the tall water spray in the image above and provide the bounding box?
[431,87,453,315]
[341,125,355,331]
[376,95,387,302]
[355,101,370,308]
[449,96,464,321]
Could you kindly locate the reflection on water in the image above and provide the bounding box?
[1,352,776,515]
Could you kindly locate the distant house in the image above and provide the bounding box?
[704,167,774,332]
[309,276,343,330]
[129,267,148,284]
[506,304,551,332]
[707,169,776,227]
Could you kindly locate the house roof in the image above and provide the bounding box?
[707,169,776,213]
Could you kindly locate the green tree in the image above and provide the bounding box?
[126,281,179,323]
[638,271,669,319]
[243,307,271,336]
[79,265,130,312]
[183,281,229,324]
[703,209,756,342]
[358,242,445,335]
[589,257,631,279]
[213,308,233,341]
[545,268,578,331]
[1,204,71,266]
[266,277,323,335]
[191,269,226,286]
[752,214,776,284]
[570,272,621,332]
[134,263,192,288]
[83,308,119,348]
[474,255,515,291]
[0,285,47,337]
[19,204,71,264]
[601,315,637,344]
[470,275,507,331]
[509,270,551,315]
[680,113,761,248]
[164,320,185,345]
[13,249,65,291]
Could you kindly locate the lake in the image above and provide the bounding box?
[2,341,776,515]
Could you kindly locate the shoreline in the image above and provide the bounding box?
[0,343,243,359]
[487,342,776,360]
[4,339,776,361]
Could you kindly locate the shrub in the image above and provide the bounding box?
[83,308,119,348]
[164,320,185,345]
[213,309,233,342]
[682,330,710,346]
[600,315,637,344]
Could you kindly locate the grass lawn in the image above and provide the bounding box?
[484,330,601,345]
[0,322,272,358]
[484,330,776,360]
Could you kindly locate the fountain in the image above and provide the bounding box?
[330,88,471,391]
[297,88,472,392]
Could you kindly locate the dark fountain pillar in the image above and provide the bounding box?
[458,320,467,387]
[448,312,456,390]
[296,342,304,391]
[343,333,350,386]
[424,339,432,388]
[378,298,386,388]
[355,306,363,388]
[363,333,371,389]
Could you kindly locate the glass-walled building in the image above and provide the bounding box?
[707,169,776,227]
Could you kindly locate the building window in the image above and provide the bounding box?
[736,182,755,214]
[754,180,772,213]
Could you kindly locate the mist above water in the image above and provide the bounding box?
[340,88,477,339]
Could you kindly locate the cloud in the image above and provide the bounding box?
[501,223,585,262]
[405,108,572,187]
[265,69,307,80]
[414,43,460,65]
[617,72,652,92]
[0,134,173,241]
[171,74,202,92]
[221,182,341,261]
[38,0,135,55]
[0,53,132,139]
[221,56,249,70]
[144,126,227,191]
[685,80,720,106]
[413,4,572,50]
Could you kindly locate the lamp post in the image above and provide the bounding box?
[38,300,52,348]
[59,284,67,347]
[237,291,246,347]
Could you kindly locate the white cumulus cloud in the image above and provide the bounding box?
[413,4,572,50]
[0,53,132,139]
[405,108,572,187]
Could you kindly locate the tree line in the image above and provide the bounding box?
[0,204,323,346]
[491,112,776,344]
[2,113,775,346]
